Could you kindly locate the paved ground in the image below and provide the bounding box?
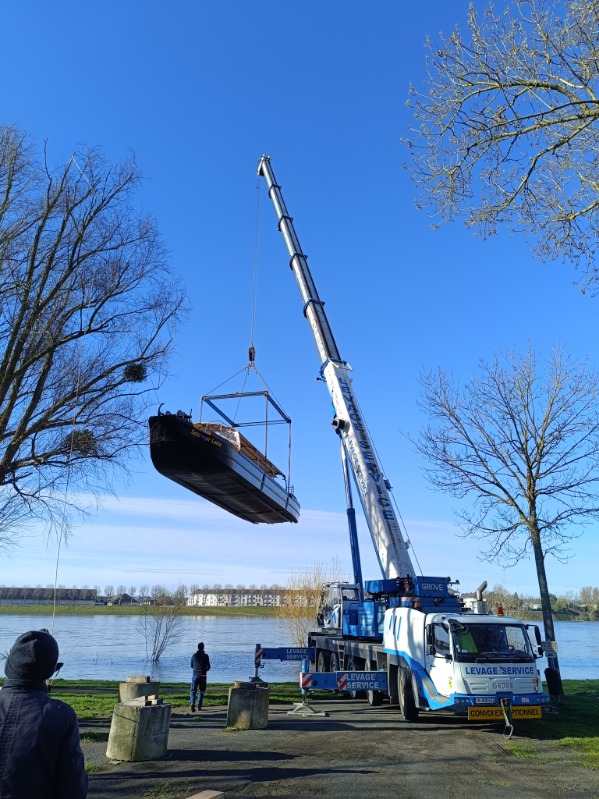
[83,700,599,799]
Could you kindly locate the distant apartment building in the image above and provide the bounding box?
[187,587,288,608]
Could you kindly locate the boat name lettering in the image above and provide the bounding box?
[190,429,222,447]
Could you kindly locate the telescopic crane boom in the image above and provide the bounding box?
[257,156,413,580]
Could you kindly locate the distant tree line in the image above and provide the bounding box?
[486,584,599,621]
[1,582,597,620]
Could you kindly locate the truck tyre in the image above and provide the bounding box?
[388,664,399,705]
[367,659,384,706]
[367,689,384,706]
[316,650,331,673]
[398,667,419,722]
[329,652,340,692]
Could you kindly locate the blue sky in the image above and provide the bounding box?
[1,1,598,598]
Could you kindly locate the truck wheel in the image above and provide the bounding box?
[316,650,331,673]
[388,664,399,705]
[328,652,341,692]
[347,658,365,699]
[367,660,384,706]
[367,689,384,706]
[398,668,419,722]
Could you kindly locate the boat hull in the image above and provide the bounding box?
[149,414,300,524]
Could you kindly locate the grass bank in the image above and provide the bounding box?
[4,678,595,769]
[1,676,595,768]
[47,680,304,718]
[0,604,277,617]
[504,679,599,769]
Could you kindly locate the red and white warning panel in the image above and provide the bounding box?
[297,670,388,692]
[300,672,313,690]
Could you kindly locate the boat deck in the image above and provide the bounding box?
[149,413,300,524]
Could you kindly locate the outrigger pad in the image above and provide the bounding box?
[287,702,329,717]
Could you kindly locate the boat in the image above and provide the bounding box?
[148,408,300,524]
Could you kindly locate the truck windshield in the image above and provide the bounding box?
[451,623,534,663]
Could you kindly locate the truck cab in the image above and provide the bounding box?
[384,607,548,717]
[316,582,360,630]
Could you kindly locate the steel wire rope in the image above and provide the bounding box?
[50,152,89,637]
[50,355,83,636]
[351,393,423,577]
[199,178,294,487]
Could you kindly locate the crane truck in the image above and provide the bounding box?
[257,156,550,723]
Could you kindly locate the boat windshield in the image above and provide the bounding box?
[450,621,534,663]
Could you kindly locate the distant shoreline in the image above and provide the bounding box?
[0,604,591,621]
[0,604,278,617]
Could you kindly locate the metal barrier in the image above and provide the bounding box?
[251,643,315,682]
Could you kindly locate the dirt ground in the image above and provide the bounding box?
[83,699,599,799]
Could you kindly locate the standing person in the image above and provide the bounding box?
[0,629,88,799]
[190,641,211,712]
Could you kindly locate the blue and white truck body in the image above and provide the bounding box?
[307,576,549,721]
[383,602,549,720]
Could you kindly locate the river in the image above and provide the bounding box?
[0,615,596,683]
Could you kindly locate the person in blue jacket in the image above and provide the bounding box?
[189,641,211,712]
[0,629,88,799]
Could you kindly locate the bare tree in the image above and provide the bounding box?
[0,125,186,548]
[579,586,599,619]
[276,560,347,647]
[415,346,599,675]
[406,0,599,292]
[138,584,187,663]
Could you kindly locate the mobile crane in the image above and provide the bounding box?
[257,156,549,724]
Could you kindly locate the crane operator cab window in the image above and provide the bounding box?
[316,583,359,629]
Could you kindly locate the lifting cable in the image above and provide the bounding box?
[50,155,88,643]
[248,173,262,368]
[200,177,293,485]
[51,363,83,636]
[359,403,423,576]
[202,176,278,414]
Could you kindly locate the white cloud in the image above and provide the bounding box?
[2,493,597,597]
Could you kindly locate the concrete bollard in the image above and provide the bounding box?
[226,681,269,730]
[106,702,172,762]
[118,675,161,703]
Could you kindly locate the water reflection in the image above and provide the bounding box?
[0,615,596,683]
[0,614,298,683]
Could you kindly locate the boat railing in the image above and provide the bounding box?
[199,389,294,490]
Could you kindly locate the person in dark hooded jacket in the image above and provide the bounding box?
[0,629,88,799]
[189,641,210,712]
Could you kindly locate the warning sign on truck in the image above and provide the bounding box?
[468,706,542,720]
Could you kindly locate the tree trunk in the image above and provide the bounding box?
[530,524,562,682]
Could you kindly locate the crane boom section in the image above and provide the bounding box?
[257,156,414,579]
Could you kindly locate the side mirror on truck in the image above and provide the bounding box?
[526,624,543,658]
